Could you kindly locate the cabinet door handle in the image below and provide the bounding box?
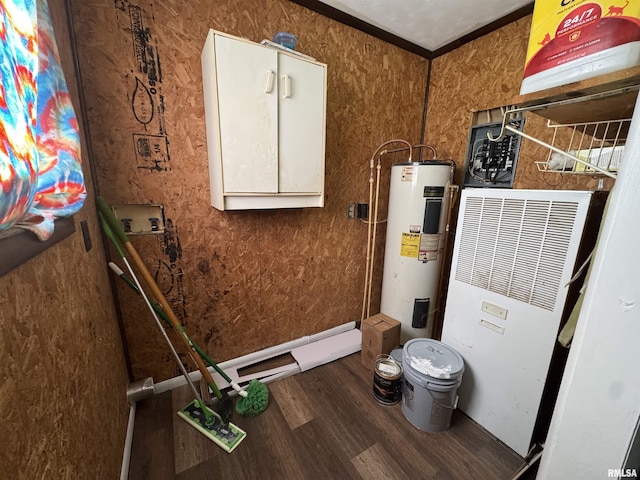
[282,74,291,98]
[264,69,274,93]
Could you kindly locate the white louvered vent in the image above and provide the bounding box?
[455,196,579,311]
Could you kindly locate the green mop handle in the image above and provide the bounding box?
[108,263,224,400]
[97,197,224,401]
[98,212,126,260]
[108,262,246,396]
[98,212,215,421]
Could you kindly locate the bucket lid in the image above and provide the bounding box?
[403,338,464,380]
[375,357,401,377]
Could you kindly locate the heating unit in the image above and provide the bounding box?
[441,188,600,457]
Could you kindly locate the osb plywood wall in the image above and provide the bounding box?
[425,15,615,192]
[70,0,429,380]
[0,0,130,477]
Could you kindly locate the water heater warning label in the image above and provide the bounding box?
[400,232,420,258]
[401,166,417,181]
[419,234,440,262]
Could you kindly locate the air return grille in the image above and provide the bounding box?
[454,196,579,311]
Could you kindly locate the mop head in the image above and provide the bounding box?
[204,393,234,425]
[217,394,234,424]
[177,400,246,453]
[235,380,269,417]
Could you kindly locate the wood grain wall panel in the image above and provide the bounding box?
[425,17,531,185]
[425,15,614,191]
[0,0,130,477]
[70,0,428,380]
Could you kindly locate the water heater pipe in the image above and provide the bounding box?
[362,161,375,321]
[361,141,443,322]
[365,159,382,319]
[433,183,459,339]
[385,144,437,161]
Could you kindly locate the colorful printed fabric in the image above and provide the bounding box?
[0,0,85,241]
[0,0,39,232]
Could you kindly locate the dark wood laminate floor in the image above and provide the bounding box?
[129,353,536,480]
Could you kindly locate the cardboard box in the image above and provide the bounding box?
[361,313,401,371]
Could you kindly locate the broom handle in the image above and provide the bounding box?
[108,262,229,399]
[96,197,219,392]
[110,263,241,384]
[120,242,246,396]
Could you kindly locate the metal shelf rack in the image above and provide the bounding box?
[488,85,640,180]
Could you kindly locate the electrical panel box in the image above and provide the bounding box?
[463,111,524,189]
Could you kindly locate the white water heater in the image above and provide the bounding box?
[380,161,454,343]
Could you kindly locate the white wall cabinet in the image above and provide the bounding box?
[201,29,326,210]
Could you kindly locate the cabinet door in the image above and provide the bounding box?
[215,35,278,193]
[277,54,325,194]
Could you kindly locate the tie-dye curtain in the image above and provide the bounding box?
[0,0,85,241]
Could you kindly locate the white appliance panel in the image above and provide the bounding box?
[441,188,593,457]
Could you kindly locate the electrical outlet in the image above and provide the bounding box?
[347,203,356,219]
[112,204,165,235]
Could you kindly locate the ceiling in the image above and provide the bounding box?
[290,0,534,58]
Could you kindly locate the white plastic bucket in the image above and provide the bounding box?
[401,338,464,433]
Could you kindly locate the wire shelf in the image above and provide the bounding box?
[534,118,631,178]
[487,86,640,181]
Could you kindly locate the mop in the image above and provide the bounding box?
[97,202,246,452]
[97,196,269,418]
[107,261,269,416]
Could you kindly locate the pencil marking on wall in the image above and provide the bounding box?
[197,259,211,275]
[132,133,170,170]
[114,0,126,12]
[163,219,182,263]
[131,77,154,124]
[157,94,167,135]
[129,5,161,84]
[203,327,221,345]
[119,2,170,173]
